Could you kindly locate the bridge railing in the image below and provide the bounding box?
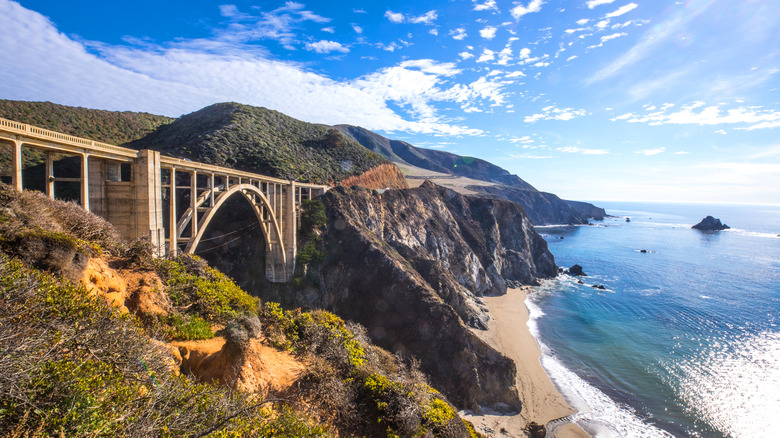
[0,117,139,158]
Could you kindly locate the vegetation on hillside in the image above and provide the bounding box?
[129,103,388,184]
[0,99,173,146]
[0,184,479,437]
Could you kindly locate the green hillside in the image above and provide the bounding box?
[0,100,173,145]
[129,103,387,184]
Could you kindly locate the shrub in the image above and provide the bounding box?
[0,254,333,437]
[154,254,257,322]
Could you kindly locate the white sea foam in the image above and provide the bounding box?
[526,292,673,438]
[723,228,780,239]
[670,331,780,437]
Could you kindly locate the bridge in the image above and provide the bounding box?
[0,117,329,282]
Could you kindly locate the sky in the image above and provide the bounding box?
[1,0,779,204]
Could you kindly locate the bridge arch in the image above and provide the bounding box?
[185,184,287,281]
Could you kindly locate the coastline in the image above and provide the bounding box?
[461,287,589,438]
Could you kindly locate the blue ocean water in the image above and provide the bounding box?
[531,202,780,437]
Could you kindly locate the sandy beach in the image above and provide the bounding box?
[461,287,589,438]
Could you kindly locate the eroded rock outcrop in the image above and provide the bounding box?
[298,181,557,411]
[339,163,409,190]
[692,216,730,231]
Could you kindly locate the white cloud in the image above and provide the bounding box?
[635,147,666,156]
[519,47,532,59]
[606,3,638,18]
[567,55,578,61]
[511,0,545,19]
[351,24,363,34]
[410,10,438,24]
[601,32,627,42]
[577,18,590,25]
[385,10,405,23]
[214,2,331,47]
[399,59,460,77]
[450,28,468,40]
[0,1,490,138]
[385,9,438,25]
[459,51,475,60]
[321,27,335,33]
[376,41,402,52]
[511,153,553,159]
[497,48,513,65]
[473,0,500,12]
[477,49,496,63]
[525,106,588,123]
[557,146,610,155]
[596,20,610,28]
[587,0,616,9]
[305,40,349,54]
[479,26,498,39]
[612,101,780,129]
[714,129,727,135]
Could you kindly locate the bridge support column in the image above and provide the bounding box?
[284,181,297,279]
[81,153,89,211]
[134,150,165,256]
[11,140,22,190]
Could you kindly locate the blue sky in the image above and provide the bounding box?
[1,0,779,204]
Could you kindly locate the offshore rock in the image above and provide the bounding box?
[306,181,557,411]
[567,264,587,276]
[692,216,730,231]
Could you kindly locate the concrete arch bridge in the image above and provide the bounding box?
[0,117,328,282]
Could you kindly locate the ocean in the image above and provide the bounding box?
[531,202,780,437]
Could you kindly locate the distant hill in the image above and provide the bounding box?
[335,124,606,224]
[129,103,388,185]
[0,100,173,145]
[335,124,536,190]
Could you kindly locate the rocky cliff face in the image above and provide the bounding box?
[566,199,607,221]
[294,181,557,411]
[467,184,589,225]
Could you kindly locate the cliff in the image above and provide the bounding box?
[566,199,607,221]
[466,184,589,225]
[291,181,557,411]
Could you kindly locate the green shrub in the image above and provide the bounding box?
[144,313,215,341]
[154,254,257,322]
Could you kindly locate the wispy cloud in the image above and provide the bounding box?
[524,105,588,123]
[385,9,438,25]
[473,0,500,12]
[587,0,617,9]
[511,0,544,19]
[450,28,468,40]
[557,146,609,155]
[0,1,490,137]
[635,147,665,156]
[612,101,780,129]
[605,3,638,18]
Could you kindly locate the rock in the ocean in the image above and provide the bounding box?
[692,216,730,231]
[567,264,587,276]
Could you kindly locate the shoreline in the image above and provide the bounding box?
[461,287,589,438]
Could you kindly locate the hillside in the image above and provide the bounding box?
[129,103,389,185]
[335,125,604,225]
[0,99,173,145]
[0,184,479,437]
[335,124,536,190]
